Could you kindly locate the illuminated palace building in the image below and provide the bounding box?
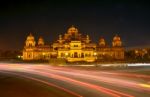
[23,26,124,62]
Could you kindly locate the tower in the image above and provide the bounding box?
[112,34,122,47]
[25,33,36,47]
[23,33,36,60]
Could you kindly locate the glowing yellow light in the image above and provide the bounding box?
[65,52,68,56]
[139,84,150,88]
[17,55,21,58]
[135,50,138,53]
[94,52,97,56]
[42,53,45,55]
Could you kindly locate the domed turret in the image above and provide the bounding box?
[38,36,44,46]
[112,34,122,47]
[99,37,106,47]
[25,33,36,47]
[67,25,78,35]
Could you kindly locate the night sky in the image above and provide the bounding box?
[0,0,150,50]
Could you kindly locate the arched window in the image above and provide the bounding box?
[28,54,31,58]
[74,52,78,58]
[29,43,32,47]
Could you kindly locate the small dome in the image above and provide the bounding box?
[99,37,106,46]
[38,36,44,45]
[67,25,78,34]
[38,36,44,41]
[99,37,105,42]
[113,34,121,41]
[112,34,122,47]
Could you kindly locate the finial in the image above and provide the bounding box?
[71,25,74,27]
[39,36,43,39]
[29,32,32,36]
[59,34,62,40]
[86,35,89,39]
[100,36,104,39]
[115,32,120,36]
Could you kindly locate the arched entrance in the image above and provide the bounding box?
[74,52,78,58]
[81,53,84,58]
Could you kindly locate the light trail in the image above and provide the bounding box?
[139,84,150,88]
[1,63,150,97]
[0,64,134,97]
[0,71,82,97]
[28,64,150,80]
[99,72,150,80]
[28,69,134,97]
[33,66,150,92]
[127,63,150,66]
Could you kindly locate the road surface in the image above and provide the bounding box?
[0,63,150,97]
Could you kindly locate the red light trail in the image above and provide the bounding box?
[0,63,150,97]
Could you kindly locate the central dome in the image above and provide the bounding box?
[67,25,78,34]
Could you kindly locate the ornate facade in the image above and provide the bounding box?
[23,26,124,62]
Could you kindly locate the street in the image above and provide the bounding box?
[0,63,150,97]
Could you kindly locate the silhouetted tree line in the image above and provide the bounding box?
[0,50,22,59]
[125,49,150,62]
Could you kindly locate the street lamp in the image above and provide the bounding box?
[94,52,97,56]
[65,52,68,57]
[93,52,98,67]
[94,52,97,59]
